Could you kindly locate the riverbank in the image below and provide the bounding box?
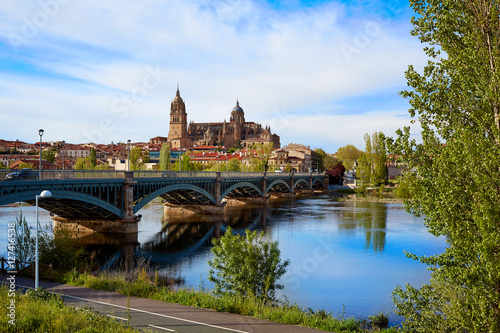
[62,270,397,333]
[0,285,141,332]
[338,194,402,204]
[329,185,403,204]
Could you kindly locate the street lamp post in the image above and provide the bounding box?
[179,147,182,172]
[38,129,44,179]
[127,140,131,171]
[35,190,52,289]
[61,141,65,171]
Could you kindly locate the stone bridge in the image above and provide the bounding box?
[0,170,328,233]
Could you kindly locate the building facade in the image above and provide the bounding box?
[167,87,280,149]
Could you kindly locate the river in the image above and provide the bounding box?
[0,194,446,325]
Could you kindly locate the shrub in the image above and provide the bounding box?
[208,227,289,300]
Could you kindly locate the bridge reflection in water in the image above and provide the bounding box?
[0,170,328,234]
[70,197,390,276]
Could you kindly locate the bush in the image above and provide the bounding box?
[208,227,289,300]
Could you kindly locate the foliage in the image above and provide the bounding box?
[39,226,86,271]
[41,150,56,163]
[142,150,150,163]
[0,286,142,332]
[314,148,327,171]
[248,143,273,171]
[335,145,362,171]
[173,153,198,171]
[89,148,97,166]
[158,143,171,171]
[326,163,346,185]
[226,158,241,171]
[64,271,385,333]
[8,211,35,263]
[0,161,6,168]
[94,162,110,170]
[208,227,289,300]
[358,132,387,186]
[388,1,500,332]
[129,147,145,170]
[17,161,35,169]
[74,156,96,170]
[395,174,415,199]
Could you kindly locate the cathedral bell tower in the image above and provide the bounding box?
[230,100,245,142]
[168,85,188,141]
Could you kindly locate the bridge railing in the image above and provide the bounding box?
[133,171,218,178]
[0,169,126,180]
[0,169,326,181]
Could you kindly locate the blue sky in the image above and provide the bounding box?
[0,0,426,153]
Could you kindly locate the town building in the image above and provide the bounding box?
[166,86,280,149]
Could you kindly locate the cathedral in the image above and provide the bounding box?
[167,86,280,149]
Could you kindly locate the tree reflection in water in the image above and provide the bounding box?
[335,200,388,252]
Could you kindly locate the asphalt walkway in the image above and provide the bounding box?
[1,275,329,333]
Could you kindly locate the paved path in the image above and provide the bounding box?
[1,275,329,333]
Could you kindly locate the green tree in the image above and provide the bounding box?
[74,157,94,170]
[89,148,97,167]
[129,147,145,170]
[159,143,171,171]
[357,134,373,185]
[10,212,35,263]
[94,163,110,170]
[0,161,6,169]
[372,132,388,185]
[18,161,35,169]
[226,158,241,171]
[314,148,327,171]
[208,227,289,300]
[142,150,150,164]
[39,226,86,271]
[357,132,387,186]
[173,153,196,171]
[389,1,500,331]
[335,145,362,171]
[249,143,273,172]
[42,150,56,163]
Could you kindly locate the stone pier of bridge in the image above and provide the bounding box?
[0,170,328,234]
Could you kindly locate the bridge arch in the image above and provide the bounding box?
[293,178,311,190]
[134,184,216,213]
[0,189,123,219]
[221,182,263,200]
[312,178,325,188]
[266,179,292,193]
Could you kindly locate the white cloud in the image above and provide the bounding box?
[0,0,426,150]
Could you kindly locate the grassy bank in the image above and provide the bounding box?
[0,285,144,333]
[63,270,398,333]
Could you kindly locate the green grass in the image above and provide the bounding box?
[0,286,145,333]
[63,270,399,333]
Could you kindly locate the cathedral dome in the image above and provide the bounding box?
[230,100,245,123]
[232,100,244,113]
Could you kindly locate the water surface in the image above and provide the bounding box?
[0,195,446,324]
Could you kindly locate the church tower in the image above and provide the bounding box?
[230,100,245,142]
[168,85,188,141]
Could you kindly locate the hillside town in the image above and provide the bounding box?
[0,138,326,172]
